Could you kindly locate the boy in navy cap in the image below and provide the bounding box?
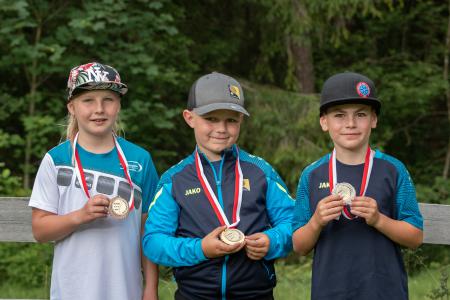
[143,72,294,300]
[292,72,423,300]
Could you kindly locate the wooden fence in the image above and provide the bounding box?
[0,197,450,244]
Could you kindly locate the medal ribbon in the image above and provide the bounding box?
[194,146,243,228]
[328,146,374,219]
[72,132,135,210]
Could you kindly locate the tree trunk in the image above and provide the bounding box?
[443,0,450,179]
[289,0,315,93]
[23,22,41,189]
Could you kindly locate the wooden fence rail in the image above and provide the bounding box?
[0,197,450,245]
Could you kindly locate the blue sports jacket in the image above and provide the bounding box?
[143,146,294,300]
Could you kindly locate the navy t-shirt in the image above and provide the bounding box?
[293,150,423,300]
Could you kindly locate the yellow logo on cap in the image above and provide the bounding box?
[229,85,241,100]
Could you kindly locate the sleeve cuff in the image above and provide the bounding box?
[194,238,207,262]
[263,229,279,259]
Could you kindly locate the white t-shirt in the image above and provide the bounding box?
[29,138,158,300]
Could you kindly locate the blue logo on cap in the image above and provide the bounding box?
[356,82,370,98]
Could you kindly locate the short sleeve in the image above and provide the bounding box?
[292,169,312,231]
[395,164,423,230]
[29,153,60,214]
[141,152,159,213]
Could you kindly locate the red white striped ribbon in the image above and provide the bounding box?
[329,146,374,219]
[194,146,243,228]
[72,132,135,210]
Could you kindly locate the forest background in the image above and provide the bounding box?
[0,0,449,299]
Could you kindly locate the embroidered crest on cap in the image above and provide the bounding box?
[356,82,370,98]
[229,85,241,100]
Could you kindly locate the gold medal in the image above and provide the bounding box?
[109,196,129,219]
[332,182,356,205]
[220,228,245,245]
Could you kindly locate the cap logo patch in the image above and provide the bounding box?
[356,82,370,98]
[229,85,241,100]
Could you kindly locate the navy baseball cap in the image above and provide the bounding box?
[187,72,249,116]
[320,72,381,115]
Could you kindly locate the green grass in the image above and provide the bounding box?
[0,284,48,299]
[1,263,448,299]
[156,262,449,299]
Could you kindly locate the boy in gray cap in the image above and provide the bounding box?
[143,72,294,300]
[292,72,423,300]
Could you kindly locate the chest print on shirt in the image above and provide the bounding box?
[318,182,330,189]
[185,187,202,196]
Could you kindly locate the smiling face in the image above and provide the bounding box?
[320,103,377,153]
[183,109,243,161]
[67,90,121,140]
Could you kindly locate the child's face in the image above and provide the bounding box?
[319,104,377,152]
[183,109,243,161]
[67,90,121,139]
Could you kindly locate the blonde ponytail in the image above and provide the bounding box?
[66,113,79,142]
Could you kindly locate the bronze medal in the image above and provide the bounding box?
[220,228,245,245]
[109,196,130,219]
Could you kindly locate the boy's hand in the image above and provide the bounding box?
[350,196,380,226]
[201,226,245,258]
[76,194,109,224]
[312,194,344,227]
[245,232,270,260]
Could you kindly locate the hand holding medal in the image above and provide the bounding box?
[350,196,381,226]
[202,226,245,258]
[77,194,110,223]
[313,194,345,227]
[245,232,270,260]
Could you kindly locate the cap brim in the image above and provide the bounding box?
[74,81,128,96]
[193,103,250,116]
[320,98,380,115]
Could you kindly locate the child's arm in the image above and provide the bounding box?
[31,194,109,242]
[247,171,295,261]
[351,196,423,248]
[351,159,423,249]
[292,194,344,255]
[143,184,241,267]
[141,213,159,300]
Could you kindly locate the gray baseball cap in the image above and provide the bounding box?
[187,72,249,116]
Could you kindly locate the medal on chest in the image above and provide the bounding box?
[329,146,374,220]
[72,132,135,219]
[194,146,245,244]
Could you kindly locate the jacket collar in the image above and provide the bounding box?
[194,144,239,165]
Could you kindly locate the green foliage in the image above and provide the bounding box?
[0,0,196,185]
[417,177,450,205]
[240,80,327,191]
[0,163,24,196]
[428,267,450,300]
[0,243,53,290]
